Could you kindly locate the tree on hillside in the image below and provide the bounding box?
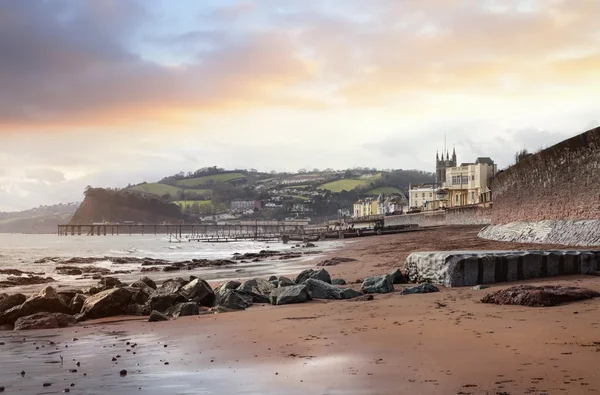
[515,148,530,164]
[344,169,353,179]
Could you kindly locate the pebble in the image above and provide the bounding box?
[111,357,117,362]
[0,386,4,392]
[43,382,52,387]
[69,369,77,373]
[164,345,168,348]
[119,370,127,377]
[76,362,80,367]
[64,389,70,393]
[70,383,75,387]
[20,371,25,376]
[0,342,4,345]
[164,362,169,365]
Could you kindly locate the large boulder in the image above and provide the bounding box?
[146,293,186,313]
[277,276,295,288]
[122,287,150,305]
[339,288,363,299]
[303,279,341,300]
[124,304,151,316]
[269,285,312,306]
[331,278,347,286]
[158,278,187,294]
[389,268,407,284]
[481,285,600,307]
[237,279,276,303]
[361,275,394,294]
[217,280,241,292]
[138,276,157,290]
[400,284,439,295]
[215,289,253,310]
[79,288,133,320]
[148,310,169,322]
[165,302,200,318]
[294,268,331,284]
[69,294,87,314]
[0,293,26,313]
[180,278,215,307]
[0,286,70,326]
[13,312,77,331]
[130,280,155,295]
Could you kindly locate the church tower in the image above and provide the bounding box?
[435,144,457,185]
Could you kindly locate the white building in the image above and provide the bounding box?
[408,184,436,210]
[442,158,497,207]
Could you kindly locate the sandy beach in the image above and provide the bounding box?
[1,226,599,394]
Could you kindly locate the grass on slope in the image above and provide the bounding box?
[173,200,214,210]
[128,183,183,196]
[175,173,246,187]
[318,179,372,193]
[366,187,402,195]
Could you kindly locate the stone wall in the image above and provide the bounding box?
[479,127,600,246]
[405,250,600,287]
[491,127,600,224]
[384,204,492,227]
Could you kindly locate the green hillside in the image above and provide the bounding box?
[175,173,246,187]
[128,183,183,196]
[366,187,402,195]
[173,200,213,209]
[318,174,381,193]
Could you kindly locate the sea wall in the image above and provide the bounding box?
[479,127,600,246]
[384,204,492,227]
[405,250,600,287]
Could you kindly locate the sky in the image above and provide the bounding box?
[1,0,599,211]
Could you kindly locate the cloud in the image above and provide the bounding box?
[24,168,66,184]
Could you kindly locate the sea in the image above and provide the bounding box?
[0,234,344,293]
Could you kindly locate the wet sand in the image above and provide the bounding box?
[1,226,599,394]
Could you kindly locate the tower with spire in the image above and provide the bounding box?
[436,144,457,185]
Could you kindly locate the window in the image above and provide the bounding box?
[471,192,475,201]
[429,193,433,197]
[461,176,468,184]
[455,195,459,202]
[422,193,425,198]
[471,175,475,181]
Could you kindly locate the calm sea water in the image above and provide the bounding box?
[0,234,343,292]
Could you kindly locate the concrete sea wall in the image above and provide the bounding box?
[480,127,600,246]
[405,250,600,287]
[384,204,492,227]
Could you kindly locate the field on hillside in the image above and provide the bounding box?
[366,187,402,195]
[128,183,183,196]
[175,173,246,187]
[173,200,214,211]
[318,174,381,193]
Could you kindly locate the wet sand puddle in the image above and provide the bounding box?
[0,327,363,395]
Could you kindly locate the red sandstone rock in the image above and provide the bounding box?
[481,285,600,307]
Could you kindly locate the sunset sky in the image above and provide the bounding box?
[1,0,599,211]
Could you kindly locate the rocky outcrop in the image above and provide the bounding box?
[79,288,132,320]
[13,312,77,331]
[400,284,439,295]
[0,293,26,313]
[481,285,600,307]
[0,276,55,289]
[361,275,394,294]
[270,285,312,305]
[303,279,341,300]
[148,310,169,322]
[0,286,71,325]
[237,279,275,303]
[294,268,331,284]
[215,289,253,310]
[180,278,215,307]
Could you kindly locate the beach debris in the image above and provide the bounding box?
[400,284,440,295]
[331,278,347,285]
[481,285,600,307]
[270,284,312,305]
[237,279,276,303]
[361,275,394,294]
[214,289,253,311]
[389,268,407,284]
[148,310,169,322]
[295,268,332,285]
[317,257,357,267]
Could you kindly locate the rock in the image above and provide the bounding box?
[277,276,295,288]
[400,284,440,295]
[79,288,133,320]
[331,278,346,285]
[148,310,169,322]
[472,285,488,290]
[0,276,55,289]
[13,312,77,331]
[361,275,394,294]
[0,286,70,326]
[304,243,316,248]
[237,278,275,303]
[217,280,241,292]
[146,293,186,313]
[179,278,215,307]
[122,287,150,305]
[339,288,363,299]
[269,285,312,305]
[317,257,357,267]
[99,277,122,288]
[481,285,600,307]
[389,268,407,284]
[129,280,155,295]
[69,294,87,314]
[347,294,374,301]
[270,280,279,287]
[294,268,331,284]
[165,302,200,318]
[209,305,236,314]
[124,304,150,316]
[215,289,253,310]
[268,275,277,281]
[138,276,157,289]
[0,293,26,313]
[86,286,101,295]
[303,279,341,299]
[158,278,188,294]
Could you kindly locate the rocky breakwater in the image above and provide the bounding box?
[405,250,600,287]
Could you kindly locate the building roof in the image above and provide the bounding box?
[475,157,494,165]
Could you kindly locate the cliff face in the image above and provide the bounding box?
[69,188,183,224]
